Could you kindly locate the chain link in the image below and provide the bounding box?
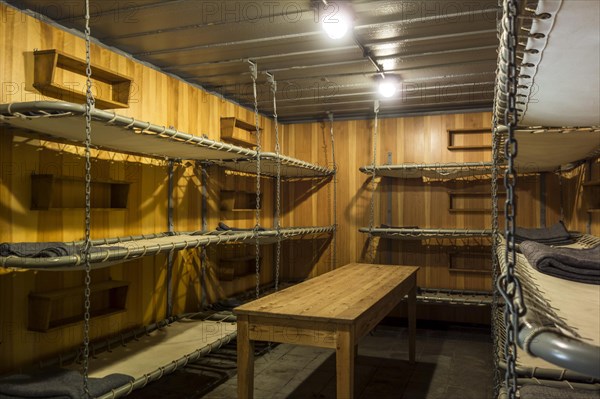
[328,113,337,269]
[249,61,261,299]
[491,7,502,396]
[491,87,501,398]
[496,2,526,398]
[82,0,94,396]
[368,101,379,263]
[268,73,281,291]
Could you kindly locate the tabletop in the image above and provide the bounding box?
[234,263,419,323]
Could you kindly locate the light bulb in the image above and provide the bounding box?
[378,80,397,98]
[322,6,352,39]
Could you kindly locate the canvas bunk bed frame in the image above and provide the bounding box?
[493,1,600,398]
[358,101,495,306]
[0,7,338,395]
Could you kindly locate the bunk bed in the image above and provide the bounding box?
[0,101,336,270]
[360,161,496,180]
[357,108,495,307]
[496,234,600,375]
[0,226,335,270]
[0,88,336,396]
[494,0,600,397]
[0,311,238,399]
[0,101,334,178]
[358,227,492,240]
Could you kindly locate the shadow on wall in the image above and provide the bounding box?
[281,235,333,281]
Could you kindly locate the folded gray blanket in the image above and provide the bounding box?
[379,224,420,229]
[0,368,133,399]
[215,222,265,232]
[520,241,600,285]
[0,242,71,258]
[515,221,573,245]
[0,243,120,258]
[520,384,600,399]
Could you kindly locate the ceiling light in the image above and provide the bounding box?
[321,5,352,39]
[378,79,397,98]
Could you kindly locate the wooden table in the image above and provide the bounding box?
[234,263,419,398]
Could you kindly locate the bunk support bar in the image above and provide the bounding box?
[496,360,598,384]
[95,329,237,399]
[360,161,495,173]
[498,379,600,399]
[417,287,493,306]
[518,323,600,379]
[359,227,493,239]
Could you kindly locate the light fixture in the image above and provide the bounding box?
[321,3,352,39]
[378,77,397,98]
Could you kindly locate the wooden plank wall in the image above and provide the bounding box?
[0,5,275,372]
[280,114,600,323]
[284,114,506,289]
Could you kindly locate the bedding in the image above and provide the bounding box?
[520,241,600,285]
[0,369,132,399]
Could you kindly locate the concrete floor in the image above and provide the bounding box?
[204,323,495,399]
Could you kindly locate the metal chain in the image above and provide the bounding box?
[368,101,379,263]
[249,61,261,299]
[82,0,95,396]
[328,112,337,269]
[491,88,501,399]
[491,6,502,396]
[268,72,281,291]
[496,2,526,398]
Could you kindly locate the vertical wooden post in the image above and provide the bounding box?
[237,315,255,399]
[336,325,355,398]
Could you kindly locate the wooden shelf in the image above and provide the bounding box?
[220,190,260,212]
[448,191,506,213]
[217,256,257,281]
[33,49,132,109]
[447,129,492,151]
[220,117,260,147]
[31,174,130,210]
[448,251,492,274]
[447,145,493,150]
[582,179,600,186]
[28,280,129,332]
[583,179,600,212]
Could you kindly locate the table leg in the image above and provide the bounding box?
[336,327,355,399]
[408,284,417,364]
[237,315,254,399]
